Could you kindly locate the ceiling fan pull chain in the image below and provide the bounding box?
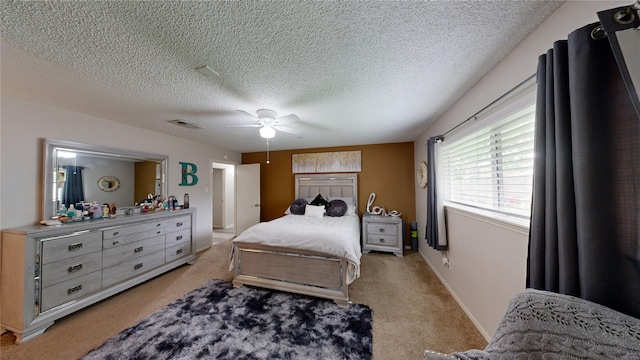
[266,138,270,164]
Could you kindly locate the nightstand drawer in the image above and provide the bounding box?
[366,223,397,236]
[366,234,398,247]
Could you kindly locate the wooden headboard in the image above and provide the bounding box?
[295,173,358,202]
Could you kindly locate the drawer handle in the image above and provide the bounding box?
[68,243,83,251]
[379,228,385,233]
[113,231,119,236]
[379,238,385,243]
[68,285,82,295]
[157,223,161,227]
[68,264,83,273]
[176,222,183,227]
[176,235,183,241]
[157,230,162,235]
[134,246,144,253]
[112,240,120,246]
[134,263,143,270]
[176,249,183,255]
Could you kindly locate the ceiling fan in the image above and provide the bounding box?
[228,109,301,138]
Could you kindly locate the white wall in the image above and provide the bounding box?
[413,1,629,340]
[1,95,242,252]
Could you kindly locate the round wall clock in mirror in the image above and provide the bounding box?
[98,176,121,192]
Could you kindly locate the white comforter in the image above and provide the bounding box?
[231,214,362,283]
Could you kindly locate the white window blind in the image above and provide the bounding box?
[442,101,536,218]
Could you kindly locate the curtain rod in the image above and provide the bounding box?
[441,73,536,139]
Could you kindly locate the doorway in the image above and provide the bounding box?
[211,162,235,238]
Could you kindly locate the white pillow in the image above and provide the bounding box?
[304,204,325,218]
[345,204,357,216]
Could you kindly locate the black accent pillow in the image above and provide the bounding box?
[326,199,348,217]
[289,198,308,215]
[309,194,329,208]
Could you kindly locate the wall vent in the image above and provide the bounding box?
[168,119,203,130]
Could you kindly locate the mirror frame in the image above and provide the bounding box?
[42,139,168,220]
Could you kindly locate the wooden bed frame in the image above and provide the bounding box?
[232,173,358,307]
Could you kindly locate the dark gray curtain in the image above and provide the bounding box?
[426,136,446,250]
[61,165,85,207]
[527,22,640,318]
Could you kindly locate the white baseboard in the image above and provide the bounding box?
[418,249,492,342]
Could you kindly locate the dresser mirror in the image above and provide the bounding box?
[42,139,168,220]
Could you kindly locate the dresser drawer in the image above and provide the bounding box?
[366,234,399,247]
[103,228,166,249]
[165,228,191,247]
[366,223,398,236]
[166,242,191,263]
[42,251,102,288]
[41,231,103,264]
[103,220,165,240]
[102,235,165,268]
[41,270,102,312]
[102,250,165,287]
[165,216,191,232]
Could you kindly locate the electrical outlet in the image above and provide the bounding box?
[442,257,450,266]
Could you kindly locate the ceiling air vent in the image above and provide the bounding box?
[168,119,203,130]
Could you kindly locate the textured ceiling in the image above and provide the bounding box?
[0,1,563,153]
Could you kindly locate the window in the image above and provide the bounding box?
[441,92,535,218]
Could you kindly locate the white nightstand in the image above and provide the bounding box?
[362,215,404,257]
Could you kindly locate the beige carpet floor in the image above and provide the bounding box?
[212,227,235,244]
[1,240,487,360]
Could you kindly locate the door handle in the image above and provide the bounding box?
[254,204,260,207]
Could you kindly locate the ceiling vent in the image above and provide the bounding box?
[168,119,203,130]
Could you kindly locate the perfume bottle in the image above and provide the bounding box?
[66,204,77,218]
[183,193,189,209]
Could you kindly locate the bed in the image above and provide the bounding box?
[231,173,360,306]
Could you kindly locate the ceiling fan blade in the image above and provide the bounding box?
[226,124,261,128]
[235,110,258,120]
[276,114,300,124]
[274,125,301,135]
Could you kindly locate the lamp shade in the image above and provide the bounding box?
[260,125,276,138]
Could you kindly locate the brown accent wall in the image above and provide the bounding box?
[134,161,157,202]
[242,142,416,246]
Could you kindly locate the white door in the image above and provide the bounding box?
[235,163,260,236]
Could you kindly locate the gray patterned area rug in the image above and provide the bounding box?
[81,279,373,360]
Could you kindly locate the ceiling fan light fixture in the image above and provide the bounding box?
[260,125,276,138]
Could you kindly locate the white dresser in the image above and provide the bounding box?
[0,209,196,344]
[362,215,404,257]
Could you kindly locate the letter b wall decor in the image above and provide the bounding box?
[179,162,198,186]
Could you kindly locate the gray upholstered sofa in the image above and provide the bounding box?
[425,289,640,359]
